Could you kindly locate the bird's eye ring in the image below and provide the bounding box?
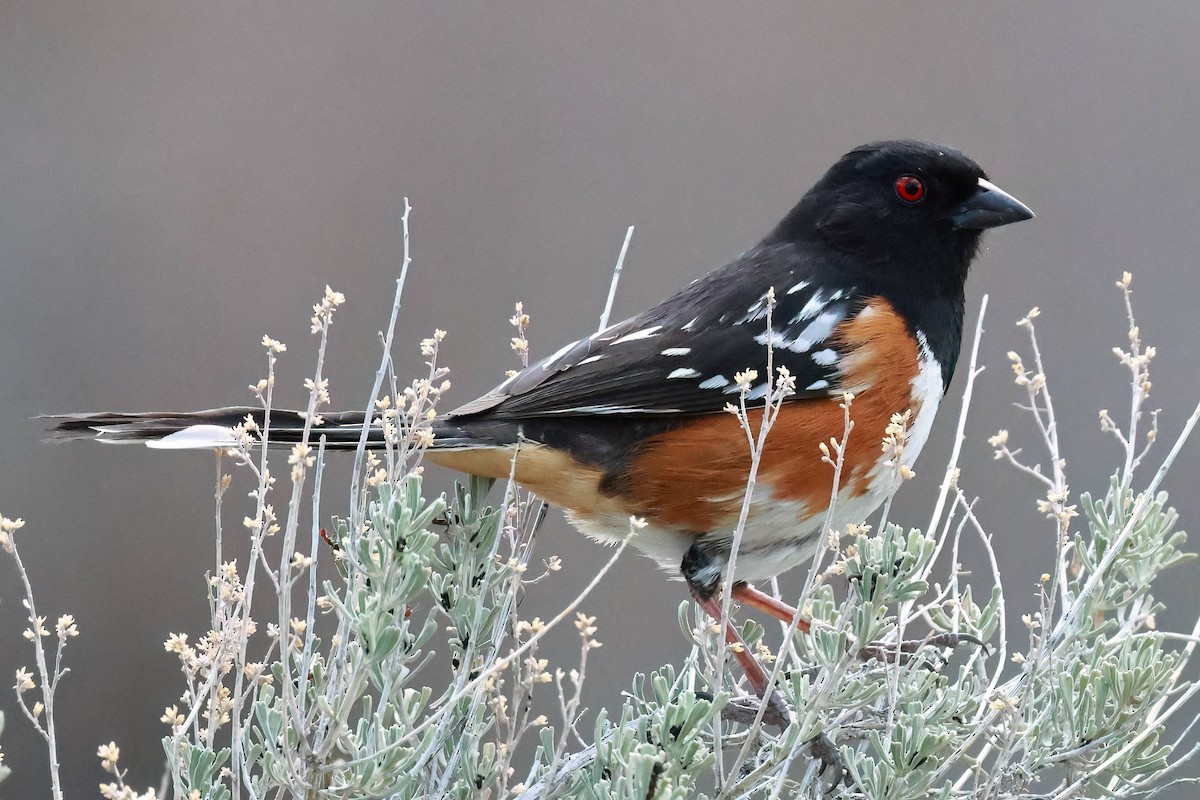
[894,175,925,203]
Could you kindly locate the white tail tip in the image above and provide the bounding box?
[144,425,239,450]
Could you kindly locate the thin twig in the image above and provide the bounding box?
[341,527,633,762]
[351,199,413,520]
[598,226,634,332]
[1057,396,1200,642]
[5,531,64,800]
[927,295,988,537]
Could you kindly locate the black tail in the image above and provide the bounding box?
[44,407,519,451]
[46,407,378,449]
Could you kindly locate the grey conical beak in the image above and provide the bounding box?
[950,178,1035,230]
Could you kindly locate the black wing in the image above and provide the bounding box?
[449,250,863,421]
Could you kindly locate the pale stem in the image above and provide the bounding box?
[1057,396,1200,645]
[275,310,336,767]
[344,529,632,762]
[598,226,635,333]
[351,198,413,523]
[7,537,64,800]
[927,294,988,537]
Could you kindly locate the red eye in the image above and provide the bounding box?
[895,175,925,203]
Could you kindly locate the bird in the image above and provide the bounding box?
[49,140,1033,723]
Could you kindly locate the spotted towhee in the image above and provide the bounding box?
[50,140,1033,720]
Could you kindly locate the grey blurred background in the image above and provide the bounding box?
[3,3,1200,796]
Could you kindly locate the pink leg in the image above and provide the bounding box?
[731,583,811,632]
[695,594,791,728]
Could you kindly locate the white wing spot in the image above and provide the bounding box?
[542,341,577,370]
[810,348,839,366]
[667,367,700,379]
[699,375,730,389]
[578,354,605,365]
[681,317,699,331]
[738,292,772,324]
[660,347,691,356]
[805,379,830,391]
[754,328,804,353]
[753,308,841,355]
[591,322,620,342]
[786,280,810,295]
[613,325,662,344]
[745,383,769,400]
[793,310,842,351]
[793,291,828,323]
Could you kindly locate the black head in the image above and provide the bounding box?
[772,140,1033,287]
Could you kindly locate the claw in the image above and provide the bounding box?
[721,692,791,730]
[806,732,847,793]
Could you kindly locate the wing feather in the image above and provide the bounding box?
[448,260,864,421]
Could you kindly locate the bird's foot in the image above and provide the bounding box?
[721,688,792,730]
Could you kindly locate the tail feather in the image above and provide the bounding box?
[43,407,521,452]
[45,407,377,449]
